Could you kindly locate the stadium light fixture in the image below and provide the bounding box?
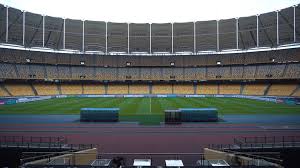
[80,61,85,65]
[170,62,175,66]
[216,61,221,65]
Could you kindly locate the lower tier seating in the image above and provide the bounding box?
[267,84,298,96]
[292,87,300,97]
[243,84,267,96]
[129,84,150,94]
[197,84,218,94]
[219,84,241,94]
[83,84,105,94]
[0,87,9,97]
[33,83,59,95]
[173,84,194,94]
[0,83,299,97]
[4,84,35,96]
[107,84,128,94]
[152,84,173,94]
[60,84,83,95]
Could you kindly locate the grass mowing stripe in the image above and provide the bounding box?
[135,98,151,115]
[0,97,299,117]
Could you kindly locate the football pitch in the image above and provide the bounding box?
[0,97,300,124]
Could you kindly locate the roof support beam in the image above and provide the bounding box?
[42,15,45,47]
[105,22,107,54]
[276,11,279,45]
[216,20,219,51]
[127,23,130,54]
[294,6,296,42]
[256,15,259,47]
[82,20,85,52]
[193,22,196,54]
[22,11,25,46]
[63,18,65,49]
[57,20,64,50]
[149,23,151,54]
[6,6,8,43]
[236,18,239,49]
[171,22,174,53]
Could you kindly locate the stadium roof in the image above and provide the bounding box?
[0,0,300,23]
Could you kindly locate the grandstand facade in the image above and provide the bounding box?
[0,3,299,98]
[1,2,300,167]
[0,4,300,53]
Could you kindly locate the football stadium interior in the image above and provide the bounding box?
[0,2,300,168]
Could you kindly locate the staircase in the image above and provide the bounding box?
[240,83,245,95]
[30,83,38,96]
[264,84,272,96]
[290,84,300,96]
[81,83,84,94]
[57,83,62,95]
[0,84,12,96]
[149,83,152,94]
[104,84,108,95]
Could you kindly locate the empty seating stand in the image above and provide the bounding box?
[267,84,298,96]
[243,84,267,96]
[5,84,35,96]
[60,84,83,95]
[33,83,59,96]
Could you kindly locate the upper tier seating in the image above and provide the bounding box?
[0,63,299,81]
[284,64,300,79]
[0,63,18,79]
[1,47,300,67]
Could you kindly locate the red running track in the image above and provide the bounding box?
[1,123,300,153]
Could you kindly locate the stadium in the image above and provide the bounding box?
[0,0,300,167]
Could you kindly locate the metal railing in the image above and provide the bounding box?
[21,151,280,168]
[0,136,67,145]
[20,144,98,165]
[233,136,300,149]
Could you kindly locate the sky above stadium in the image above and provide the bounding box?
[0,0,300,23]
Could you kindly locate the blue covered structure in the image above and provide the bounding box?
[80,108,119,122]
[179,108,218,122]
[165,108,218,123]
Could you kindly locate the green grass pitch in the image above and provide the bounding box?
[0,97,300,124]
